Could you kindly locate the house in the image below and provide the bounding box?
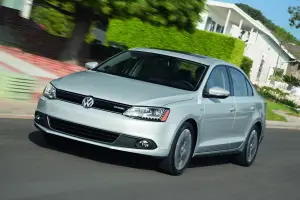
[0,0,33,19]
[197,0,298,87]
[285,43,300,79]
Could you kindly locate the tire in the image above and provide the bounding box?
[233,125,260,167]
[43,133,57,146]
[158,122,195,176]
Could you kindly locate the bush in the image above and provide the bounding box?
[256,86,298,111]
[106,18,245,66]
[240,56,253,77]
[277,98,297,108]
[283,75,300,87]
[258,86,289,100]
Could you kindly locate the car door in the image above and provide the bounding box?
[197,66,236,153]
[227,67,255,149]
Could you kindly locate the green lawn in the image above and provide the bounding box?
[266,100,300,121]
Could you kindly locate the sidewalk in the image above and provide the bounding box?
[0,51,57,79]
[0,45,85,77]
[266,110,300,130]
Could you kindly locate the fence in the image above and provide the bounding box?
[0,71,37,100]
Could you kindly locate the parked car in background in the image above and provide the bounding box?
[34,48,266,175]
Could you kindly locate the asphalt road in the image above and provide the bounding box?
[0,118,299,200]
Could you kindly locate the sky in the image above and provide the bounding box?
[220,0,300,39]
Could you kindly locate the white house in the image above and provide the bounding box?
[197,0,297,87]
[1,0,33,19]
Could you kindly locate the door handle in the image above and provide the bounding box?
[230,107,236,112]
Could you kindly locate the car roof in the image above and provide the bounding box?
[130,47,235,67]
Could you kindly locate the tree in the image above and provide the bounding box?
[288,6,300,29]
[31,6,74,38]
[33,0,206,63]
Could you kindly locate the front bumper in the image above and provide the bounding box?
[34,96,178,157]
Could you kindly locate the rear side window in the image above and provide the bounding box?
[229,67,248,97]
[246,79,254,96]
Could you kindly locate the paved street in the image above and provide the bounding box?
[0,118,299,200]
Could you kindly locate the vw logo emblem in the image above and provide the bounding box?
[82,96,94,108]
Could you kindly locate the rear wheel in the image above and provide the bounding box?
[159,122,195,176]
[233,125,260,166]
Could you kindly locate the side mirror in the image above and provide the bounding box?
[85,62,98,70]
[204,87,230,99]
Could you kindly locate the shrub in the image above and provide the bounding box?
[257,86,277,100]
[256,86,298,111]
[277,98,297,108]
[283,75,300,87]
[106,18,245,66]
[258,86,289,100]
[240,56,253,77]
[274,68,284,77]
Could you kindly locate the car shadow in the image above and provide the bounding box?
[28,131,232,172]
[189,155,232,168]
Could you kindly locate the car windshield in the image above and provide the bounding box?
[93,50,208,91]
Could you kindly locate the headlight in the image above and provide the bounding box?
[42,83,56,99]
[123,107,170,122]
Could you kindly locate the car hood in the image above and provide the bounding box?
[51,71,195,106]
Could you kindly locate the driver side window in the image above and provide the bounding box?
[205,66,230,92]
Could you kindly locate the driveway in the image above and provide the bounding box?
[0,118,299,200]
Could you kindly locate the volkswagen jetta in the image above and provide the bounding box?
[34,48,266,175]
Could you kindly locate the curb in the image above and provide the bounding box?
[266,125,300,130]
[0,60,23,74]
[0,60,55,81]
[0,114,33,119]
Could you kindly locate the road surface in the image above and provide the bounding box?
[0,118,299,200]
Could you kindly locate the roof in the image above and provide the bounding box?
[130,47,231,66]
[206,0,296,60]
[284,43,300,60]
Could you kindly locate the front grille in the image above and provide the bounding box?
[56,89,82,104]
[56,89,131,113]
[48,117,120,143]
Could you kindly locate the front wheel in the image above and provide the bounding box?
[159,122,195,176]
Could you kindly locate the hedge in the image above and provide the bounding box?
[240,56,253,77]
[106,18,245,66]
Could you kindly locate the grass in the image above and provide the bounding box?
[266,100,300,121]
[266,106,287,122]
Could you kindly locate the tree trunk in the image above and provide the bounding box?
[60,3,94,63]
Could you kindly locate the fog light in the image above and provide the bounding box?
[140,140,149,148]
[136,139,152,149]
[35,114,41,120]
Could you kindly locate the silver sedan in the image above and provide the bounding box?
[34,48,266,175]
